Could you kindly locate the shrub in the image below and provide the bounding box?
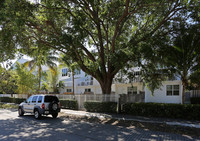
[0,97,12,103]
[60,99,78,110]
[122,103,200,120]
[12,98,26,104]
[84,101,117,113]
[190,97,200,104]
[0,97,26,104]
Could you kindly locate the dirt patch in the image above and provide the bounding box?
[59,112,200,138]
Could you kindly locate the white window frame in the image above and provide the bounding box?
[127,86,137,94]
[166,85,180,96]
[75,69,81,75]
[85,88,91,92]
[66,89,72,92]
[62,68,68,77]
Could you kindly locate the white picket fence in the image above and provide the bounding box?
[0,93,144,110]
[190,90,200,98]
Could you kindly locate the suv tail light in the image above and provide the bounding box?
[59,102,61,108]
[41,103,45,109]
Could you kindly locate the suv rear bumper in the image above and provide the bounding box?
[40,108,61,115]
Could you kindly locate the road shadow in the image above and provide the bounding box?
[0,111,199,141]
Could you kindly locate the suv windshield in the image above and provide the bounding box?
[44,96,59,102]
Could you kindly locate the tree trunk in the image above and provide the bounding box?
[38,66,42,93]
[182,81,186,104]
[99,76,113,94]
[72,71,75,95]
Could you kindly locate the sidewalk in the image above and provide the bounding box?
[61,109,200,129]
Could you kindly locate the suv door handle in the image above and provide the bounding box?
[34,104,36,105]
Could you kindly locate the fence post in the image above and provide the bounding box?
[79,95,81,110]
[117,94,121,114]
[85,95,87,108]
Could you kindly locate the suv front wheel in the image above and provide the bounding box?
[34,109,41,119]
[18,107,24,116]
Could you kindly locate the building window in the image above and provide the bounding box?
[66,89,72,92]
[134,71,140,76]
[62,68,68,76]
[75,69,81,75]
[166,85,179,96]
[85,88,91,92]
[127,86,137,94]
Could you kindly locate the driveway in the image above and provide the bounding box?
[0,109,199,141]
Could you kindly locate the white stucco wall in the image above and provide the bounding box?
[145,81,183,104]
[113,83,144,94]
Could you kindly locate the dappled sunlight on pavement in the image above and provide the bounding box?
[0,109,199,141]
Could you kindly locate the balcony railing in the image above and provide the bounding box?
[78,81,93,86]
[64,81,73,87]
[113,76,142,84]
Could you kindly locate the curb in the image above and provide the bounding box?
[61,109,200,129]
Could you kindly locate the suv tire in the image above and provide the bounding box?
[52,113,58,118]
[49,101,59,112]
[34,109,41,119]
[18,107,24,116]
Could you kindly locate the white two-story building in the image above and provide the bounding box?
[59,67,183,104]
[14,58,184,104]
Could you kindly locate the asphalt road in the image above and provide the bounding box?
[0,109,199,141]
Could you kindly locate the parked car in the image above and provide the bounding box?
[18,95,61,119]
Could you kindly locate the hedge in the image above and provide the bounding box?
[122,103,200,120]
[0,97,26,104]
[84,101,117,113]
[190,97,200,104]
[60,99,78,110]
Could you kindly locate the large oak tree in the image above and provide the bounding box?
[0,0,193,94]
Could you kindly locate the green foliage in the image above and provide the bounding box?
[0,97,12,103]
[43,67,64,93]
[122,103,200,120]
[190,97,200,104]
[1,0,194,94]
[15,62,38,94]
[0,97,26,104]
[156,22,200,103]
[188,71,200,90]
[0,66,18,94]
[0,103,18,109]
[84,101,117,113]
[60,99,78,110]
[45,67,59,93]
[41,80,49,93]
[23,48,58,91]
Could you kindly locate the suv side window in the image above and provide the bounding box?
[32,96,38,103]
[37,96,43,103]
[27,96,33,103]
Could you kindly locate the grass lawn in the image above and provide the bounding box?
[0,103,18,109]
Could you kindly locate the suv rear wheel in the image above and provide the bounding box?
[52,113,58,118]
[34,109,41,119]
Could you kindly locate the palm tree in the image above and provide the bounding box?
[59,54,80,95]
[159,23,200,104]
[44,67,64,93]
[24,49,58,92]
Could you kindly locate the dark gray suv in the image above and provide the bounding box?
[18,95,61,119]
